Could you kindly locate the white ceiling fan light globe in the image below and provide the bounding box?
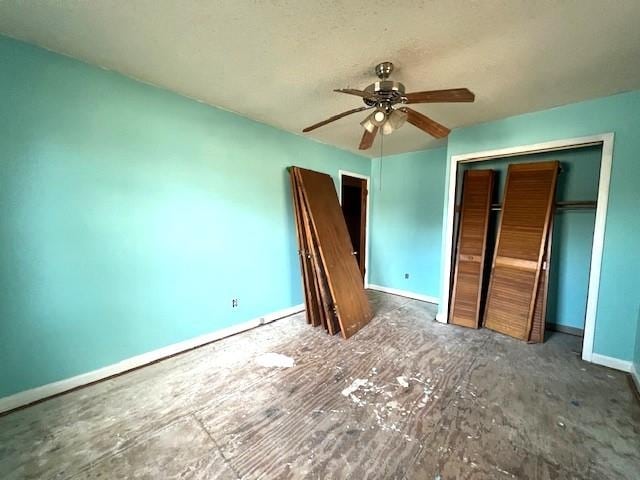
[360,108,387,133]
[373,110,386,123]
[380,109,408,135]
[389,109,407,128]
[360,113,377,133]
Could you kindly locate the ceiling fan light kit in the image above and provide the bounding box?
[360,113,377,134]
[303,61,475,150]
[360,108,387,133]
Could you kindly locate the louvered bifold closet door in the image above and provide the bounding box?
[449,170,495,328]
[294,167,372,338]
[484,161,559,340]
[528,218,553,343]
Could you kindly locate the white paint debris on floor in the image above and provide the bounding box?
[341,378,369,397]
[336,371,449,439]
[341,378,370,406]
[396,376,409,388]
[418,386,432,408]
[255,352,295,368]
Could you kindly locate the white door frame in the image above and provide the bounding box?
[437,133,614,363]
[338,170,371,288]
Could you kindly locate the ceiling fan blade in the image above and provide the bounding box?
[401,108,451,138]
[302,106,372,133]
[404,88,475,104]
[334,88,378,100]
[359,126,378,150]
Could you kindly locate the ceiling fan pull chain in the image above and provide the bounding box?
[379,129,383,191]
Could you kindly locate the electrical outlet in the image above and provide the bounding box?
[404,273,410,279]
[232,298,239,308]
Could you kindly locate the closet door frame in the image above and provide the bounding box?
[439,133,614,365]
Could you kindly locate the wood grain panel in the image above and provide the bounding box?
[484,161,559,340]
[295,180,329,330]
[528,218,554,343]
[294,167,372,338]
[289,172,320,326]
[449,170,495,328]
[295,175,341,335]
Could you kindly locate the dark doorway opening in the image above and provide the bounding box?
[340,174,368,282]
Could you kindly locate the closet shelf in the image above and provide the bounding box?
[490,200,597,211]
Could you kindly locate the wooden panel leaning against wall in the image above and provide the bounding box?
[295,173,341,335]
[290,171,322,327]
[483,161,559,341]
[289,166,372,339]
[449,169,496,328]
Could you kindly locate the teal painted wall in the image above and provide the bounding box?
[460,146,601,330]
[369,147,447,298]
[0,36,370,398]
[447,90,640,362]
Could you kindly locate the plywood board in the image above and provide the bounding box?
[484,161,559,340]
[449,170,495,328]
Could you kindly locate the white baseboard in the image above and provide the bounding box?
[591,353,632,373]
[367,284,439,305]
[435,312,447,323]
[0,303,305,415]
[631,363,640,395]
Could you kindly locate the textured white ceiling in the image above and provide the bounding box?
[1,1,639,157]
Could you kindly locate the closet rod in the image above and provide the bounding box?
[454,200,596,213]
[489,200,597,211]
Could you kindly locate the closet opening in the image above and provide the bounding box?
[439,134,614,363]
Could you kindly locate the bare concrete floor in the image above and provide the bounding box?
[1,291,639,479]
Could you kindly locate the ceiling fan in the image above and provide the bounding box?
[302,62,475,150]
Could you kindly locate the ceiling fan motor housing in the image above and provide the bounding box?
[363,80,406,107]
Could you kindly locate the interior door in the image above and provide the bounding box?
[341,174,367,281]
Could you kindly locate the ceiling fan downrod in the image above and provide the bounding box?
[375,61,394,80]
